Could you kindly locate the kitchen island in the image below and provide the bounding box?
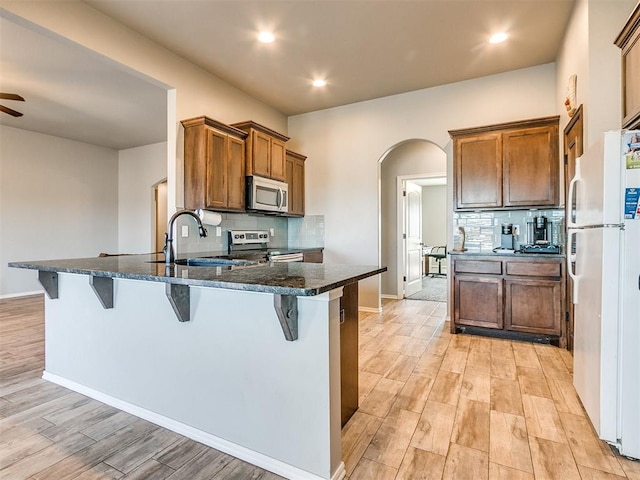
[9,254,386,480]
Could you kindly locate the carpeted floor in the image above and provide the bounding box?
[406,275,447,302]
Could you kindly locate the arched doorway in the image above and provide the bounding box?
[379,139,447,299]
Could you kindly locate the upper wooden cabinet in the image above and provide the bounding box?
[181,116,247,212]
[231,121,289,182]
[450,116,560,211]
[615,3,640,129]
[285,149,306,217]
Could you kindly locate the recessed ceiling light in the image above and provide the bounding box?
[489,32,508,44]
[312,79,326,87]
[257,31,275,43]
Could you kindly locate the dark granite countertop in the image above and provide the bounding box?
[9,252,384,297]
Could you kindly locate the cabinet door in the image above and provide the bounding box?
[455,134,502,209]
[251,130,271,178]
[292,158,305,215]
[205,128,228,210]
[503,126,559,207]
[454,275,503,329]
[226,136,245,211]
[504,278,561,335]
[270,138,286,181]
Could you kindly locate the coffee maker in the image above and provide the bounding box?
[521,215,561,253]
[533,215,549,244]
[500,223,514,250]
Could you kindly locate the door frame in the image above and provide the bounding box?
[396,173,446,298]
[563,104,583,352]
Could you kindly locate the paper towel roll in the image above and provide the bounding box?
[197,209,222,226]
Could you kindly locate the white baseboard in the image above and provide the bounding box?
[358,306,382,313]
[43,371,345,480]
[380,294,401,300]
[0,291,43,299]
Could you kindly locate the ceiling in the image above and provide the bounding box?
[0,1,576,149]
[0,13,168,150]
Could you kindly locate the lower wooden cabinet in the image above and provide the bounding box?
[504,279,562,336]
[302,249,323,263]
[452,255,565,346]
[340,282,359,426]
[303,249,358,425]
[454,275,503,329]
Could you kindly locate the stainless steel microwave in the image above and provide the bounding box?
[246,175,289,213]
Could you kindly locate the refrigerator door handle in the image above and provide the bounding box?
[567,228,581,303]
[567,157,582,229]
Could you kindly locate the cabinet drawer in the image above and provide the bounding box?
[505,261,561,278]
[454,260,502,275]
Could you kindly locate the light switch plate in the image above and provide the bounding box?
[216,227,222,237]
[181,225,189,237]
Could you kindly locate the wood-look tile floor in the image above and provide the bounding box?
[345,298,640,480]
[1,295,639,480]
[0,295,283,480]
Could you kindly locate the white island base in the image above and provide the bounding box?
[43,273,345,480]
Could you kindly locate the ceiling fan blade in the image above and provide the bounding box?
[0,93,25,102]
[0,105,24,117]
[0,92,24,102]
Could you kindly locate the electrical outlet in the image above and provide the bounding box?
[270,228,275,236]
[216,226,222,237]
[181,225,189,237]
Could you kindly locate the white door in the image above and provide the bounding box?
[404,182,423,297]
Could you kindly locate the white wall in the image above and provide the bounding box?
[422,185,447,248]
[0,1,288,215]
[118,142,167,254]
[1,126,118,296]
[556,0,636,147]
[380,141,446,297]
[289,64,557,308]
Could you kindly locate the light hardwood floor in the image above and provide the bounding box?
[1,295,639,480]
[345,298,640,480]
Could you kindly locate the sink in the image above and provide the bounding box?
[175,258,258,267]
[147,258,258,267]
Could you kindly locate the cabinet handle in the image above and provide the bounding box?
[340,309,345,324]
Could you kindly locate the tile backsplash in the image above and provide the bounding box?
[453,208,565,253]
[175,212,325,254]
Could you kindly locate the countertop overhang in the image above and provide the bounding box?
[9,252,386,297]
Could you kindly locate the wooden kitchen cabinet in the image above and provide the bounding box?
[450,116,559,211]
[452,254,565,346]
[454,275,504,329]
[302,249,323,263]
[182,116,247,212]
[231,121,289,182]
[615,3,640,129]
[340,282,359,426]
[285,149,306,217]
[454,134,502,209]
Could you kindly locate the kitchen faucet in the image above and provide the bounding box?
[164,209,208,266]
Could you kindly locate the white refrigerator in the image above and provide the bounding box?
[567,130,640,460]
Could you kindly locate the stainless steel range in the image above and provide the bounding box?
[228,230,304,263]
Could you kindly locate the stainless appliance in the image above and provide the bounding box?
[567,130,640,459]
[500,223,514,250]
[228,230,303,263]
[246,176,289,213]
[520,215,561,254]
